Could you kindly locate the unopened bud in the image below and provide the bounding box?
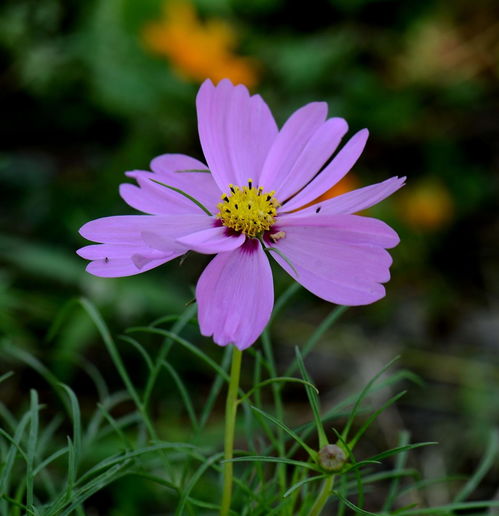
[318,444,347,471]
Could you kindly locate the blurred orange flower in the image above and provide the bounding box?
[396,181,454,231]
[142,0,259,87]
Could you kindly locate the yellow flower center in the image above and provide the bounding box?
[216,179,280,237]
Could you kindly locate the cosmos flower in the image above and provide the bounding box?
[142,0,258,87]
[78,79,404,350]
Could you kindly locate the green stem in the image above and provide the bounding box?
[309,475,335,516]
[220,346,243,516]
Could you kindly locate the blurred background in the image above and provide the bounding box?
[1,0,498,512]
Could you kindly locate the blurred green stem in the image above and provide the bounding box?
[309,475,335,516]
[220,346,243,516]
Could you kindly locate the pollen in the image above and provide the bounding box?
[216,179,280,237]
[269,231,286,242]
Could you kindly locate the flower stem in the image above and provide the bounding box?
[309,475,335,516]
[220,346,243,516]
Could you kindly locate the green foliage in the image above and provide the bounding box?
[1,295,498,514]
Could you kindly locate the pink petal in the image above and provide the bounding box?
[77,244,178,278]
[227,89,279,186]
[282,129,369,212]
[78,214,214,277]
[259,102,328,195]
[77,243,154,259]
[120,153,220,215]
[79,214,212,245]
[176,226,245,254]
[269,215,399,305]
[276,213,400,248]
[120,178,199,215]
[196,240,274,350]
[292,176,406,216]
[196,79,278,192]
[85,255,175,278]
[271,117,349,202]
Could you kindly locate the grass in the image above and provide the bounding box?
[0,290,498,514]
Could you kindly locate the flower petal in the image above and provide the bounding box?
[282,129,369,212]
[291,176,406,216]
[176,226,245,254]
[120,176,201,215]
[78,213,214,277]
[77,243,177,277]
[196,79,278,191]
[227,88,279,185]
[79,214,212,245]
[122,153,220,214]
[271,117,349,202]
[259,102,328,194]
[276,214,400,248]
[196,240,274,350]
[269,215,399,305]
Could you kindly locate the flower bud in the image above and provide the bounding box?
[318,444,347,472]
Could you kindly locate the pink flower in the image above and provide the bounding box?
[78,79,404,350]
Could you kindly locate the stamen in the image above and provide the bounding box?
[216,179,280,237]
[269,231,286,242]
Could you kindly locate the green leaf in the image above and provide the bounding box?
[0,371,14,384]
[283,473,327,497]
[295,346,328,448]
[250,406,316,458]
[143,303,197,407]
[59,461,133,516]
[26,390,40,507]
[199,346,231,429]
[77,442,203,484]
[33,448,69,477]
[77,299,142,408]
[58,384,82,468]
[394,500,499,515]
[365,442,437,464]
[341,356,401,443]
[269,282,301,325]
[162,360,199,431]
[127,326,230,382]
[334,491,378,515]
[453,429,498,503]
[383,430,411,511]
[227,455,322,472]
[118,334,153,371]
[238,377,319,405]
[283,305,347,379]
[348,391,407,450]
[175,452,224,515]
[0,412,30,514]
